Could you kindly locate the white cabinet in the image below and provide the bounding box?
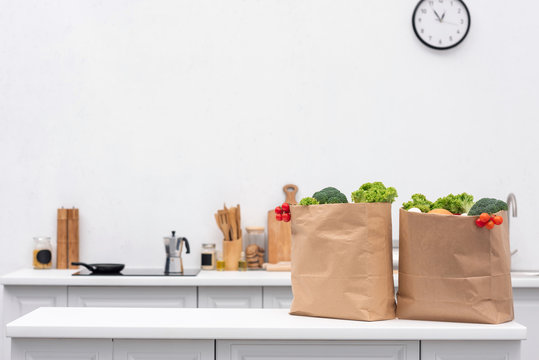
[421,340,521,360]
[216,340,419,360]
[113,340,214,360]
[2,286,67,360]
[198,286,262,308]
[11,339,112,360]
[67,286,197,308]
[263,286,293,308]
[513,288,539,360]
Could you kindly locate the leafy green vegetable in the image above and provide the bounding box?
[402,193,433,213]
[312,187,348,204]
[299,197,320,206]
[468,198,508,216]
[351,182,398,203]
[432,193,474,214]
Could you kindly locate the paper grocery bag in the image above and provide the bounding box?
[289,203,396,321]
[397,209,513,324]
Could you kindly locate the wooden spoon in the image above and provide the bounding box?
[229,207,238,240]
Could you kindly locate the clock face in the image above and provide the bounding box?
[413,0,471,50]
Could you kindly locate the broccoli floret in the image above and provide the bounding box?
[327,195,347,204]
[299,197,320,206]
[402,193,433,213]
[351,182,398,203]
[468,198,508,216]
[432,192,475,214]
[312,187,348,204]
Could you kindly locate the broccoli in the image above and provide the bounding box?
[431,192,475,214]
[312,187,348,204]
[402,193,433,213]
[351,182,398,203]
[299,197,320,206]
[468,198,508,216]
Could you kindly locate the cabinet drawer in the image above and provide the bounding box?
[12,339,112,360]
[263,286,293,308]
[68,286,197,308]
[113,339,214,360]
[198,286,262,308]
[216,340,419,360]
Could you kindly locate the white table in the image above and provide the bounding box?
[6,307,526,360]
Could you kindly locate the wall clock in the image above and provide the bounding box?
[412,0,471,50]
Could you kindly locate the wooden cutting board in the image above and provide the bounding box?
[267,184,298,264]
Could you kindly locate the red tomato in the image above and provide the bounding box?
[275,206,283,215]
[282,213,291,222]
[479,213,491,223]
[281,203,290,213]
[475,218,486,228]
[275,213,283,221]
[493,216,503,225]
[485,220,495,230]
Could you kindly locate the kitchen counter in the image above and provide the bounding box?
[0,268,292,286]
[3,268,539,287]
[6,307,526,340]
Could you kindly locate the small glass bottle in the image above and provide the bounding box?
[33,237,53,269]
[201,243,216,270]
[238,251,247,271]
[216,251,226,271]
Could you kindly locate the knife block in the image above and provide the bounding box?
[223,237,242,271]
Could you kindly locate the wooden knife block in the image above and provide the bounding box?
[223,237,242,271]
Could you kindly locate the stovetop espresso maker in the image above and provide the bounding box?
[164,231,190,274]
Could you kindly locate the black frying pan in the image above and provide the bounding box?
[72,262,125,274]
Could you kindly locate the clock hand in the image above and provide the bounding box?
[433,10,442,22]
[441,12,446,21]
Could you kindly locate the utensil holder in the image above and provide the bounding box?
[223,237,242,271]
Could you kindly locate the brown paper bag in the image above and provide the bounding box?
[397,209,513,324]
[289,203,396,321]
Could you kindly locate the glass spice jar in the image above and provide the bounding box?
[201,243,216,270]
[33,237,53,269]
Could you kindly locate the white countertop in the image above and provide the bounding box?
[6,307,526,341]
[2,268,539,287]
[0,268,292,286]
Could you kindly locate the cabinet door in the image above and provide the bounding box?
[263,287,293,309]
[198,286,262,308]
[217,340,419,360]
[113,340,214,360]
[67,286,197,308]
[3,286,67,360]
[421,340,520,360]
[513,288,539,360]
[11,339,112,360]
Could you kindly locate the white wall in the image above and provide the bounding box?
[1,0,537,276]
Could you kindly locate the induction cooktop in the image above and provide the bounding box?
[73,268,201,276]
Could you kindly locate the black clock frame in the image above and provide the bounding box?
[412,0,471,50]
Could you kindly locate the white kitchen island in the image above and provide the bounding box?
[6,307,526,360]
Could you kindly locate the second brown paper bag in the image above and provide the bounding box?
[289,203,395,321]
[397,209,513,324]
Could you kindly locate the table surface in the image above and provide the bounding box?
[6,307,527,340]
